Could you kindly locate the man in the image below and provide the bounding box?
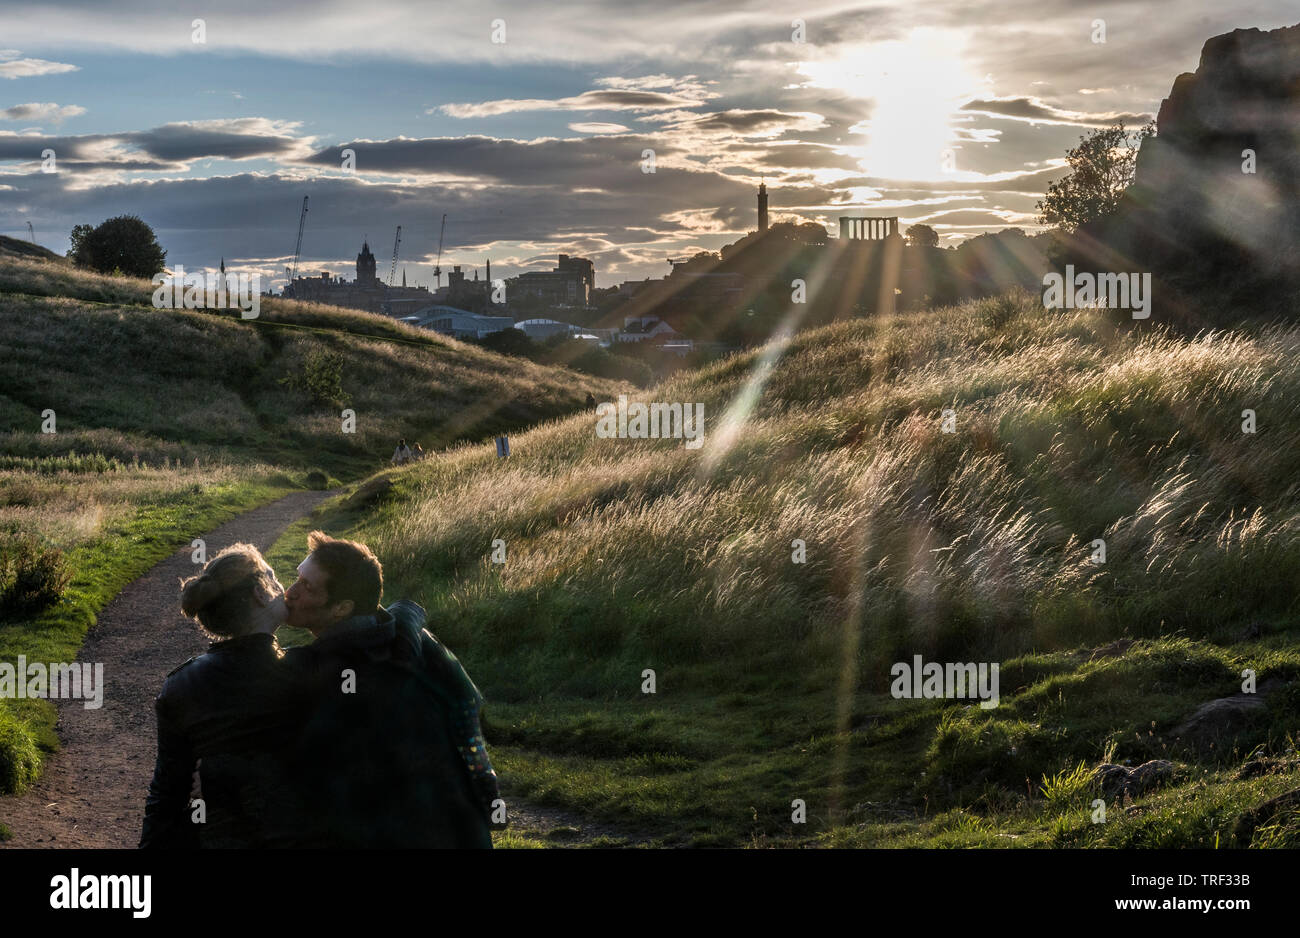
[283,530,498,848]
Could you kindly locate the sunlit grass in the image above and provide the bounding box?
[284,287,1300,845]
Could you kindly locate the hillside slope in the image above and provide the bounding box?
[0,255,631,801]
[0,255,632,476]
[0,235,63,265]
[296,288,1300,847]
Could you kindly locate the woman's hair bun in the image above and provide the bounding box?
[179,573,223,617]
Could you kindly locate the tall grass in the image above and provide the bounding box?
[359,289,1300,698]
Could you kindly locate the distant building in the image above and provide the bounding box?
[758,181,769,232]
[514,318,583,341]
[510,254,596,306]
[283,239,435,314]
[617,314,680,343]
[407,305,515,339]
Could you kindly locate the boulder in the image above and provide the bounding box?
[1172,694,1267,752]
[1093,759,1177,798]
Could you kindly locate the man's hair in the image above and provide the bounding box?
[306,530,383,616]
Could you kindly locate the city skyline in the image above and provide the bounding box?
[0,0,1295,290]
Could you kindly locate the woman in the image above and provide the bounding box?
[140,543,306,848]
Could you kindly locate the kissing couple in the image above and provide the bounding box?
[140,531,499,848]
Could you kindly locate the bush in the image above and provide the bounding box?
[281,347,348,406]
[68,215,167,278]
[0,531,71,619]
[304,468,329,490]
[0,707,41,795]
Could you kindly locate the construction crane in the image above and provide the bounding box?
[388,225,402,286]
[433,213,446,289]
[289,195,309,284]
[26,221,35,244]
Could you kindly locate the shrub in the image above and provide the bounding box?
[281,347,348,406]
[0,708,40,794]
[0,531,72,619]
[68,215,167,278]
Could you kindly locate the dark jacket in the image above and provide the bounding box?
[283,600,498,849]
[140,632,307,848]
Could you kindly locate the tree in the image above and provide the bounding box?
[69,215,167,277]
[1036,121,1155,232]
[67,224,93,266]
[904,224,939,248]
[476,326,537,358]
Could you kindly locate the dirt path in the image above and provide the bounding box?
[0,490,333,848]
[500,798,661,848]
[0,487,649,849]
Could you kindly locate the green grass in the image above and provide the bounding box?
[0,255,632,478]
[271,287,1300,846]
[0,252,626,793]
[0,472,291,791]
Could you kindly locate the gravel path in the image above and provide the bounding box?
[0,490,334,848]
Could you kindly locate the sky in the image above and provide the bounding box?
[0,0,1295,291]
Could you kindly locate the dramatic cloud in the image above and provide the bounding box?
[0,103,86,123]
[3,0,1294,283]
[0,118,311,171]
[673,109,827,138]
[961,96,1152,126]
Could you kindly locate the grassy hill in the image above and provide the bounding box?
[0,254,632,802]
[0,235,64,265]
[282,287,1300,847]
[0,255,630,475]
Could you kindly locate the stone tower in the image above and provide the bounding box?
[758,182,769,232]
[356,241,377,284]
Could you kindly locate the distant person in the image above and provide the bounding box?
[585,391,597,412]
[141,544,307,848]
[391,438,412,465]
[280,531,498,848]
[412,442,425,460]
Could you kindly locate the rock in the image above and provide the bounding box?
[1233,758,1300,780]
[1072,23,1300,316]
[1172,694,1267,752]
[1089,639,1135,662]
[1092,759,1177,799]
[1094,763,1130,797]
[1128,760,1177,796]
[1232,787,1300,845]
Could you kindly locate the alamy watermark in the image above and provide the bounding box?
[50,869,150,918]
[890,655,999,709]
[1043,264,1151,319]
[0,656,104,709]
[152,264,261,318]
[596,395,704,449]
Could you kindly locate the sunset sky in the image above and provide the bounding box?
[1,0,1295,290]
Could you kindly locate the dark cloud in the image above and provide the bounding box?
[961,96,1150,126]
[0,120,304,170]
[687,109,821,135]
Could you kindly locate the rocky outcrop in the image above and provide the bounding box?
[1094,759,1177,799]
[1077,23,1300,313]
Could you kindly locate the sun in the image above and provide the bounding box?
[794,27,981,183]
